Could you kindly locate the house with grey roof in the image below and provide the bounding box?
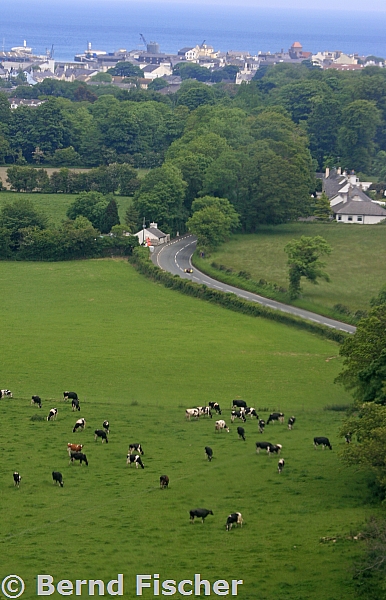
[133,223,170,245]
[333,196,386,224]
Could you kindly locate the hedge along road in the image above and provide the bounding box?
[152,234,356,334]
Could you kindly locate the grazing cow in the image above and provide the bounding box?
[345,432,352,444]
[278,459,285,474]
[13,472,21,487]
[103,420,110,434]
[267,443,282,455]
[160,475,169,489]
[314,437,332,450]
[69,451,88,466]
[258,419,266,434]
[67,443,83,455]
[244,407,258,419]
[52,471,64,487]
[31,395,42,408]
[267,412,285,425]
[189,508,213,523]
[237,426,246,441]
[73,418,86,433]
[128,443,144,455]
[1,389,13,398]
[126,454,145,469]
[232,400,247,409]
[205,446,213,461]
[255,441,273,454]
[231,410,246,423]
[197,406,212,418]
[208,402,221,415]
[185,408,200,420]
[226,512,243,531]
[288,416,296,430]
[215,420,229,433]
[63,391,78,401]
[47,408,58,421]
[94,429,108,443]
[71,398,80,412]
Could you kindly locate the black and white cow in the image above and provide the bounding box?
[205,446,213,461]
[31,395,42,408]
[231,410,246,423]
[13,472,21,487]
[288,416,296,430]
[1,390,13,398]
[103,420,110,434]
[314,437,332,450]
[197,406,212,418]
[126,454,145,469]
[267,443,282,455]
[128,443,144,455]
[215,420,229,433]
[258,419,266,434]
[94,429,108,443]
[232,400,247,409]
[72,418,86,433]
[208,402,221,415]
[244,407,258,419]
[226,512,243,531]
[278,459,285,474]
[52,471,64,487]
[237,426,246,441]
[267,412,285,425]
[47,408,58,421]
[63,391,78,402]
[185,408,200,420]
[345,432,352,444]
[255,441,273,454]
[69,451,88,466]
[160,475,169,489]
[189,508,213,523]
[71,398,80,412]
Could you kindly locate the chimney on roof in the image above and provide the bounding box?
[325,167,330,178]
[150,222,158,229]
[349,170,357,186]
[337,167,341,175]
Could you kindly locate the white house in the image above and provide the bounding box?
[134,223,170,245]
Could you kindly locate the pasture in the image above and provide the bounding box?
[0,259,374,600]
[199,223,386,314]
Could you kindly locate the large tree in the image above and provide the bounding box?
[284,235,332,299]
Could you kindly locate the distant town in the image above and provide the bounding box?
[0,38,385,96]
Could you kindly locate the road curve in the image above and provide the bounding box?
[152,234,356,334]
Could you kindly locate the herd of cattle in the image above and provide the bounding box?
[4,388,334,531]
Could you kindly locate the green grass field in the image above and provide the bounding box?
[0,192,132,227]
[198,223,386,314]
[0,259,376,600]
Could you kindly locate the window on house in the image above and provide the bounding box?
[357,216,363,222]
[337,215,342,221]
[348,216,353,221]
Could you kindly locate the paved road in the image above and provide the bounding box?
[152,235,356,334]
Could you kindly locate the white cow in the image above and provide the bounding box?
[215,420,229,433]
[185,408,200,420]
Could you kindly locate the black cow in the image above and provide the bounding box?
[278,459,285,474]
[13,472,21,487]
[94,429,108,443]
[52,471,64,487]
[258,419,265,434]
[64,391,78,401]
[103,420,110,434]
[47,408,58,421]
[231,410,246,423]
[71,398,80,412]
[267,412,284,425]
[205,446,213,461]
[314,437,332,450]
[73,418,86,433]
[31,395,42,408]
[256,441,273,454]
[128,443,144,455]
[69,451,88,466]
[237,426,246,441]
[208,402,221,415]
[244,407,258,419]
[267,443,282,455]
[0,389,12,398]
[126,454,145,469]
[232,400,247,409]
[190,508,213,523]
[288,416,296,430]
[226,512,243,531]
[160,475,169,489]
[345,432,352,444]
